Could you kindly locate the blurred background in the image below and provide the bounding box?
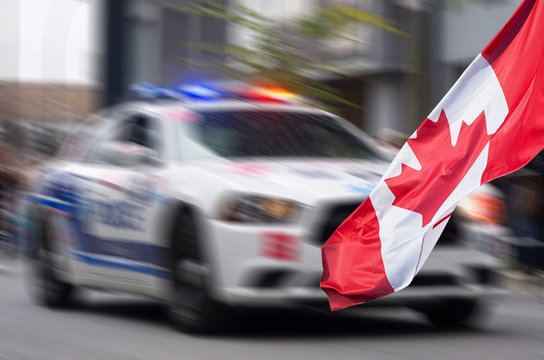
[1,0,543,359]
[0,0,528,134]
[2,0,542,273]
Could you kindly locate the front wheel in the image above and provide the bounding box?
[417,299,484,328]
[168,209,228,333]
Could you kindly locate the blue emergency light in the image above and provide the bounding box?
[130,83,171,99]
[173,84,224,100]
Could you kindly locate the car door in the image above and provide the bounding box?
[72,111,171,293]
[31,113,111,284]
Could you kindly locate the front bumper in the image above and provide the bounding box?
[211,281,507,310]
[205,220,506,309]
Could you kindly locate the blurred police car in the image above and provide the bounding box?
[25,84,505,332]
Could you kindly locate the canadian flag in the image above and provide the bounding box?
[321,0,544,310]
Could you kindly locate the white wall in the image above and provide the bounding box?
[0,0,101,84]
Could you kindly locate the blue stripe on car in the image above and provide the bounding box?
[70,251,170,279]
[30,195,75,213]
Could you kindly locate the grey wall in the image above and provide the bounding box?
[438,1,520,64]
[427,0,521,113]
[365,74,409,137]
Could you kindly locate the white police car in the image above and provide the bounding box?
[25,84,505,331]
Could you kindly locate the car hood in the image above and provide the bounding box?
[182,157,390,207]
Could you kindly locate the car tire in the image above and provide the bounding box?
[419,299,482,328]
[26,213,75,308]
[168,208,228,333]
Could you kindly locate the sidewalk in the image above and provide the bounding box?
[497,268,544,302]
[0,261,15,275]
[0,246,19,275]
[0,257,18,275]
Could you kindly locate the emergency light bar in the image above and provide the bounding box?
[130,84,173,99]
[246,85,300,101]
[129,82,301,104]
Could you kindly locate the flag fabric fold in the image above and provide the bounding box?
[321,0,544,311]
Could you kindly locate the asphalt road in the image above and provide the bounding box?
[1,259,544,360]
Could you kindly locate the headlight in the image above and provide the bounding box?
[215,194,303,224]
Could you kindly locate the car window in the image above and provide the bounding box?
[58,122,108,162]
[117,115,159,151]
[180,111,381,160]
[92,113,162,166]
[58,105,133,163]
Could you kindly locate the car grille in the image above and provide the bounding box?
[314,203,461,247]
[315,202,361,246]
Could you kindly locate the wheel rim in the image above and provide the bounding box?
[172,259,207,320]
[30,249,60,303]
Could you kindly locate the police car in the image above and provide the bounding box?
[25,84,505,332]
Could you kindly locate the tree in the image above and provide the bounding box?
[162,1,406,111]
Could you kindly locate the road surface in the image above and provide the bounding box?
[1,259,543,360]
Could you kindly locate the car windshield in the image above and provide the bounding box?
[179,110,381,160]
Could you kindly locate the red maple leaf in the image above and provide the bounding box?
[385,110,491,227]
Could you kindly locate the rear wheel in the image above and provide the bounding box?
[27,214,74,308]
[168,209,227,333]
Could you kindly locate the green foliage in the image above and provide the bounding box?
[162,1,406,112]
[296,4,408,39]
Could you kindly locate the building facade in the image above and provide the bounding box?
[103,0,523,136]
